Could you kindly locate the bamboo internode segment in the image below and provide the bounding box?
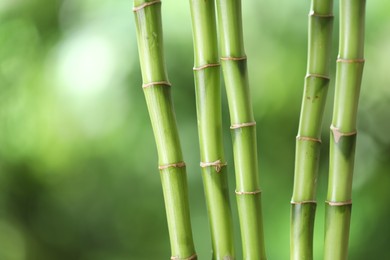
[200,160,227,173]
[305,73,330,80]
[158,162,186,170]
[170,253,197,260]
[142,81,171,88]
[193,63,220,71]
[230,121,256,129]
[326,200,353,206]
[220,56,247,61]
[336,58,365,63]
[330,125,357,143]
[296,136,322,143]
[235,190,262,195]
[291,200,317,205]
[309,11,334,18]
[133,0,161,12]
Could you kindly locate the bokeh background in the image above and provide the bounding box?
[1,0,389,259]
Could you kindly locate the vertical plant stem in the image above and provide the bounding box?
[290,1,333,260]
[324,1,366,259]
[189,0,235,259]
[133,1,196,259]
[215,0,266,259]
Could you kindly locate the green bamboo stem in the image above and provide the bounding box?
[324,1,366,260]
[215,0,266,259]
[189,0,235,259]
[290,1,334,260]
[133,1,196,259]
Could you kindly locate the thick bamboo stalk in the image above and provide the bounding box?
[189,0,235,259]
[133,1,196,259]
[215,0,266,259]
[290,1,334,260]
[324,1,366,259]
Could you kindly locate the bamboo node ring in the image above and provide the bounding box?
[159,162,186,170]
[230,121,256,129]
[337,58,365,63]
[326,200,352,206]
[142,81,171,88]
[296,136,322,143]
[309,11,334,18]
[305,73,330,80]
[330,125,357,143]
[291,200,317,205]
[220,56,247,61]
[171,253,197,260]
[193,63,220,71]
[133,0,161,12]
[200,160,227,173]
[235,190,262,195]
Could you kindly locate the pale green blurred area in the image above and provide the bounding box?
[0,0,389,259]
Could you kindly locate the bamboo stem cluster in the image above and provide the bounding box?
[292,0,366,260]
[133,0,366,259]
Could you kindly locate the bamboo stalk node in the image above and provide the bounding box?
[133,0,161,12]
[193,63,220,71]
[330,125,357,143]
[230,121,256,130]
[309,11,334,18]
[142,81,171,89]
[158,162,186,170]
[296,135,322,143]
[305,73,330,81]
[220,56,247,61]
[325,200,352,206]
[336,58,365,63]
[235,190,262,195]
[170,253,197,260]
[291,200,317,205]
[200,160,227,173]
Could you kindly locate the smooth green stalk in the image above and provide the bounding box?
[290,1,333,260]
[324,1,366,260]
[133,1,196,259]
[189,0,235,259]
[215,0,266,259]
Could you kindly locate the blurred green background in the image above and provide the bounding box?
[1,0,389,259]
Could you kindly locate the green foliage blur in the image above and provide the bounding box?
[1,0,389,259]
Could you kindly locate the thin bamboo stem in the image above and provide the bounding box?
[324,1,366,259]
[133,1,196,259]
[189,0,235,259]
[215,0,266,259]
[290,1,334,260]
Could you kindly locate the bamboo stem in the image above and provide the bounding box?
[290,1,334,260]
[215,0,266,259]
[324,1,366,259]
[133,1,196,259]
[189,0,235,259]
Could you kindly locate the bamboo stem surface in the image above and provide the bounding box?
[134,1,196,259]
[324,1,366,259]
